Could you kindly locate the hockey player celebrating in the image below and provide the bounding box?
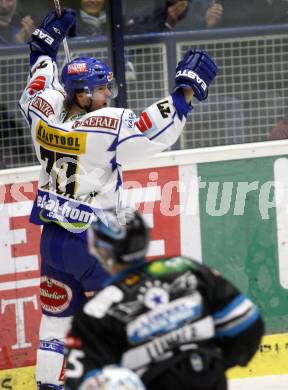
[19,8,217,390]
[65,208,264,390]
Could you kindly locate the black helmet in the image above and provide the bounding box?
[90,208,150,264]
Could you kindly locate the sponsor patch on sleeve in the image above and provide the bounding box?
[136,112,153,132]
[27,75,46,96]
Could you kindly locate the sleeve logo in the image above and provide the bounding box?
[136,112,153,132]
[27,75,46,96]
[156,100,171,119]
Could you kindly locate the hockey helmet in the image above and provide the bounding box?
[61,57,118,101]
[89,208,150,264]
[79,365,146,389]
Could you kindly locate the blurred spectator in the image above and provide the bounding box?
[269,116,288,140]
[207,0,288,29]
[28,0,50,24]
[0,0,35,44]
[172,0,223,31]
[162,0,189,30]
[125,0,199,33]
[205,1,223,28]
[75,0,106,37]
[124,0,224,34]
[71,0,137,80]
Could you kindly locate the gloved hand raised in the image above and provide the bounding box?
[175,49,217,101]
[29,9,76,61]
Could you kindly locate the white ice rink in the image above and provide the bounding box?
[229,375,288,390]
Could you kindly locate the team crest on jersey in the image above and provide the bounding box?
[137,280,170,309]
[67,63,88,74]
[40,276,72,313]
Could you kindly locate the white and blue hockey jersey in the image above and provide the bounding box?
[19,56,187,235]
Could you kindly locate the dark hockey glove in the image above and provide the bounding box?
[29,9,76,62]
[175,49,217,101]
[171,88,192,120]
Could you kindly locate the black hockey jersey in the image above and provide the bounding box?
[65,256,264,390]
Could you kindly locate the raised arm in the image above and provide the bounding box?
[117,49,218,164]
[19,9,76,120]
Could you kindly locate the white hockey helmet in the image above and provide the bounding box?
[79,365,146,390]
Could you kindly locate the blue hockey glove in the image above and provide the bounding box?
[175,49,217,101]
[29,9,76,62]
[171,88,192,120]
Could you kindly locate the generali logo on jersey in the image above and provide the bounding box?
[73,116,119,130]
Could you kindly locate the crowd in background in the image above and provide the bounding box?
[1,0,288,45]
[1,0,288,169]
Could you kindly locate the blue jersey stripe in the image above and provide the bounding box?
[213,294,246,320]
[117,133,145,145]
[150,119,175,141]
[215,308,260,338]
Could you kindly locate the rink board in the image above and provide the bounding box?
[0,333,287,389]
[1,141,288,383]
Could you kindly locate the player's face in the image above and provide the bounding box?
[75,84,111,110]
[91,84,112,110]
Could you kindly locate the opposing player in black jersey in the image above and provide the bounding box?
[65,208,264,390]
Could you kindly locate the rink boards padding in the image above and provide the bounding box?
[0,333,287,389]
[1,142,288,382]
